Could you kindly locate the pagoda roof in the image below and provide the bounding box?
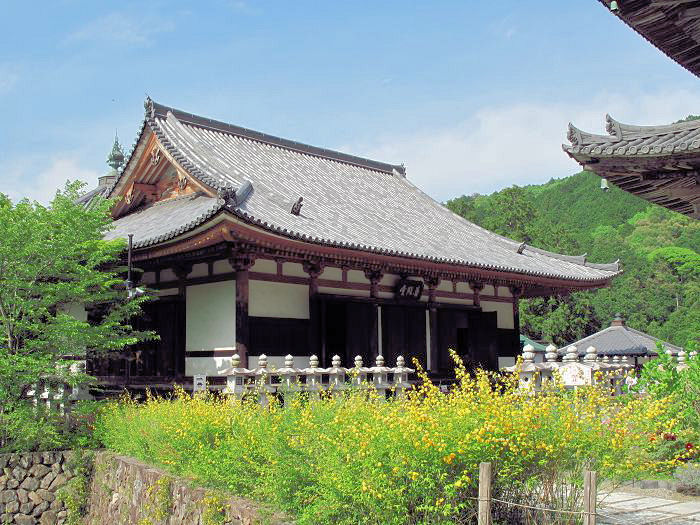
[563,323,683,357]
[102,99,621,285]
[598,0,700,78]
[564,115,700,218]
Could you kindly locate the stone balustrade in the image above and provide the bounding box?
[504,343,697,392]
[192,354,415,401]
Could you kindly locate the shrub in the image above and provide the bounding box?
[97,356,693,525]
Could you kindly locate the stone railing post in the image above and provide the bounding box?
[225,353,252,398]
[351,355,369,387]
[327,354,346,392]
[393,355,413,396]
[303,354,325,399]
[371,355,390,398]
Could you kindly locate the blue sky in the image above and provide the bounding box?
[2,1,699,203]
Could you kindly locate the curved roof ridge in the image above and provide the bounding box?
[146,97,405,177]
[607,114,700,139]
[567,123,613,146]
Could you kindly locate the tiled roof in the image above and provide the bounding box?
[105,99,621,283]
[563,325,683,357]
[104,193,223,248]
[564,114,700,158]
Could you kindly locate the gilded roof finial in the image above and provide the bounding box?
[107,133,125,171]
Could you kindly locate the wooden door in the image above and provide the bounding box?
[382,305,427,369]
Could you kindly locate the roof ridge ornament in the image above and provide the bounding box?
[107,133,126,170]
[291,196,303,216]
[605,114,622,139]
[567,123,582,145]
[144,96,155,119]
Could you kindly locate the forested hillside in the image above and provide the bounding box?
[446,172,700,348]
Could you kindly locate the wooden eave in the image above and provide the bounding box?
[128,214,617,297]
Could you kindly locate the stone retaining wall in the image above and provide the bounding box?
[0,451,74,525]
[85,452,291,525]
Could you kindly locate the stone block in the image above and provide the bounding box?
[7,480,19,490]
[19,478,38,492]
[17,489,28,504]
[15,514,36,525]
[5,500,18,513]
[27,492,42,505]
[11,467,27,481]
[19,455,31,469]
[0,514,10,524]
[35,490,54,503]
[39,510,57,525]
[39,472,55,490]
[28,465,49,479]
[48,474,66,492]
[49,499,62,510]
[50,464,60,474]
[0,490,16,503]
[8,455,19,468]
[32,501,48,516]
[0,456,8,470]
[41,453,55,465]
[19,501,34,514]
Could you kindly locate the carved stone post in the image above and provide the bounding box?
[425,276,440,373]
[229,253,255,368]
[304,260,323,363]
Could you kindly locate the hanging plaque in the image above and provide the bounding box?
[395,278,424,301]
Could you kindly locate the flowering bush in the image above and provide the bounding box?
[97,354,693,525]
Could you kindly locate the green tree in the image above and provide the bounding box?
[482,186,537,242]
[0,182,153,450]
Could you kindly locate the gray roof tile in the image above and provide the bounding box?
[563,325,683,357]
[106,99,621,283]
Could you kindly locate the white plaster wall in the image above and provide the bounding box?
[161,269,177,282]
[250,281,309,319]
[482,300,515,329]
[437,280,452,292]
[455,282,472,294]
[186,355,233,376]
[347,270,369,284]
[186,281,236,351]
[252,259,277,274]
[212,260,231,275]
[320,267,343,281]
[189,263,209,278]
[482,285,495,296]
[499,287,513,297]
[142,272,156,285]
[282,262,306,277]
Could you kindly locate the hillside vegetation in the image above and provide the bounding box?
[446,172,700,348]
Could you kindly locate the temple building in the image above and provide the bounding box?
[565,1,700,219]
[562,314,682,368]
[84,98,620,386]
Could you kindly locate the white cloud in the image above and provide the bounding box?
[347,89,700,201]
[0,156,100,204]
[67,13,174,45]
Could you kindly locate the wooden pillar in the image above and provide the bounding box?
[364,269,384,362]
[304,261,323,363]
[425,277,439,374]
[230,254,254,368]
[172,264,192,378]
[509,285,523,333]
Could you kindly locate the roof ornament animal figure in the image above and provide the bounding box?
[217,185,237,206]
[291,196,303,216]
